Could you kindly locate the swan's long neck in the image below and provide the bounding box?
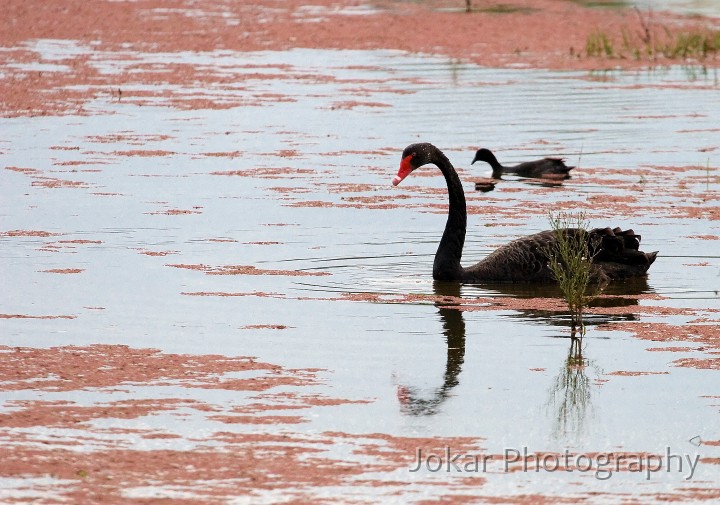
[432,151,466,281]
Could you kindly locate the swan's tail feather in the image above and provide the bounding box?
[590,227,657,279]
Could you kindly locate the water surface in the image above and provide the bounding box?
[1,48,719,502]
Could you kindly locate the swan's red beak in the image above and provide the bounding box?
[392,155,414,186]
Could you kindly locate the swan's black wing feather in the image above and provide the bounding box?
[461,228,656,283]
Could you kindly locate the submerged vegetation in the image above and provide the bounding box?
[544,212,600,332]
[585,9,720,61]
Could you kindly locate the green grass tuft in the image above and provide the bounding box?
[586,30,615,57]
[585,10,720,61]
[544,211,600,332]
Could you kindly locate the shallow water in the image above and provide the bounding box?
[633,0,720,17]
[1,47,719,502]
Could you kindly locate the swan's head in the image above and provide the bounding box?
[392,143,436,186]
[471,148,493,165]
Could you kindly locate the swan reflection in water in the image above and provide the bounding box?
[396,282,466,417]
[396,278,652,434]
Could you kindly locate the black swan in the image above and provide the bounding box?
[392,143,657,283]
[472,147,574,179]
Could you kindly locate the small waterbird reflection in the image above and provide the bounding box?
[396,281,465,416]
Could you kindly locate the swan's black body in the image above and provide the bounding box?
[393,143,657,283]
[472,147,574,179]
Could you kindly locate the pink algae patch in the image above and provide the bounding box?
[688,235,720,240]
[0,344,319,393]
[0,229,59,237]
[5,166,41,174]
[0,343,492,503]
[204,237,238,243]
[167,263,330,277]
[36,239,102,254]
[0,313,76,320]
[0,399,198,429]
[598,322,720,348]
[182,291,286,298]
[606,371,670,377]
[137,248,178,256]
[211,167,315,178]
[215,392,373,424]
[324,431,485,471]
[40,268,84,274]
[242,324,291,330]
[50,145,81,150]
[3,0,720,119]
[111,150,176,157]
[32,177,90,188]
[674,357,720,371]
[336,290,571,314]
[0,432,485,504]
[287,197,402,210]
[87,133,173,144]
[598,322,720,370]
[200,150,243,158]
[210,414,307,425]
[329,100,391,110]
[53,160,100,167]
[147,207,203,215]
[646,346,697,352]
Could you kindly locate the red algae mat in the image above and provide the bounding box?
[2,0,720,503]
[2,0,720,117]
[0,344,484,503]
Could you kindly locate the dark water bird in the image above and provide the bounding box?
[392,143,657,283]
[472,147,574,179]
